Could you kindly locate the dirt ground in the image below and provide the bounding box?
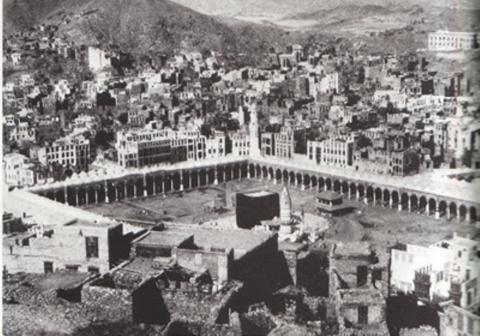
[86,179,479,249]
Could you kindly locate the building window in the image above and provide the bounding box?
[65,264,79,272]
[44,261,53,274]
[358,305,368,324]
[85,236,99,258]
[88,266,100,274]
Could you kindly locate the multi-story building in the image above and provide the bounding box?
[9,122,35,143]
[3,153,44,187]
[204,131,225,160]
[116,129,173,168]
[428,31,478,51]
[274,126,295,159]
[391,233,479,304]
[3,188,128,274]
[261,132,275,156]
[307,137,353,168]
[87,46,111,72]
[116,128,214,168]
[38,135,91,171]
[230,131,250,157]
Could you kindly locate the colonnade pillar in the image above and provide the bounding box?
[179,172,184,191]
[143,174,148,197]
[105,181,110,203]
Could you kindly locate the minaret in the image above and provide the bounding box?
[248,102,261,158]
[280,184,292,223]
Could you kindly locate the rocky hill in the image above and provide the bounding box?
[3,0,289,64]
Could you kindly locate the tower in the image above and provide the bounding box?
[248,102,261,157]
[280,184,292,223]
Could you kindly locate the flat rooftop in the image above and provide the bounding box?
[3,188,119,228]
[317,191,343,201]
[164,223,274,259]
[333,242,371,257]
[137,230,193,247]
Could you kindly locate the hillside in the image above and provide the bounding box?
[3,0,288,64]
[171,0,480,18]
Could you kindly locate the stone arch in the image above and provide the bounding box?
[333,180,341,192]
[325,178,332,191]
[268,167,274,180]
[276,169,282,182]
[311,176,318,188]
[199,169,207,186]
[438,200,447,217]
[341,181,349,194]
[366,186,374,203]
[97,184,106,203]
[374,187,382,205]
[172,172,181,191]
[391,190,399,206]
[296,172,302,186]
[208,168,215,185]
[428,198,437,215]
[357,184,365,198]
[262,166,268,179]
[249,164,255,178]
[289,171,295,185]
[283,170,289,183]
[449,202,457,220]
[218,166,225,183]
[191,170,199,188]
[400,193,409,211]
[418,196,427,213]
[233,164,240,180]
[459,204,467,221]
[349,183,357,198]
[470,207,477,222]
[410,194,418,211]
[303,174,311,189]
[383,189,391,206]
[181,171,189,190]
[318,177,325,191]
[240,163,248,178]
[255,164,261,178]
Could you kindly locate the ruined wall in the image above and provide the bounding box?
[81,284,132,320]
[341,304,384,326]
[173,247,233,283]
[3,224,113,274]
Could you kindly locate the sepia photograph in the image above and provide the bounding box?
[1,0,479,335]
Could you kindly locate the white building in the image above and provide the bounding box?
[3,153,38,187]
[38,135,91,171]
[317,72,339,95]
[87,46,111,72]
[307,137,354,168]
[428,31,478,51]
[230,131,250,157]
[205,132,226,160]
[9,122,35,143]
[391,233,480,303]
